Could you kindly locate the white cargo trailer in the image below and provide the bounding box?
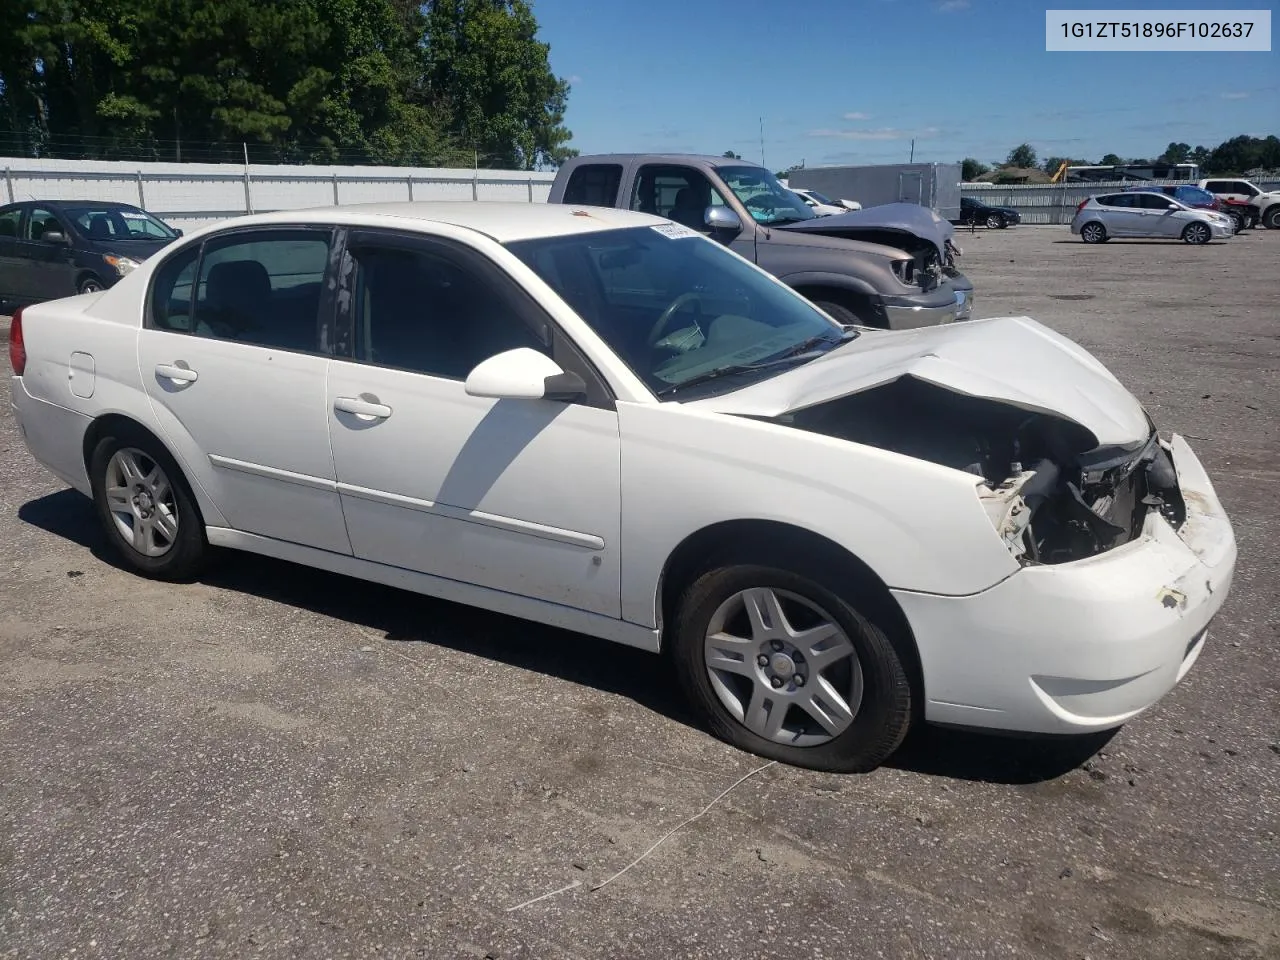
[790,162,963,221]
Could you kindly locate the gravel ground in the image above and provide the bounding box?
[1,225,1278,959]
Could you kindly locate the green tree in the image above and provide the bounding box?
[723,150,741,159]
[1005,143,1036,168]
[1189,145,1211,166]
[423,0,574,169]
[1040,156,1076,175]
[1159,141,1191,164]
[1098,153,1123,166]
[960,158,989,181]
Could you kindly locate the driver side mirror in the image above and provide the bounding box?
[464,347,585,402]
[42,230,68,244]
[704,206,742,233]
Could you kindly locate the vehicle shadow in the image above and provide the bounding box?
[20,488,1108,786]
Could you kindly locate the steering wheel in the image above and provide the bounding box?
[745,194,778,211]
[647,292,705,347]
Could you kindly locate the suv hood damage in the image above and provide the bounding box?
[686,316,1182,564]
[776,202,962,282]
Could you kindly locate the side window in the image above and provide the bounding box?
[1203,181,1227,193]
[629,165,728,232]
[562,164,623,206]
[188,230,329,351]
[0,207,21,238]
[1098,194,1131,207]
[347,241,548,380]
[1233,181,1258,196]
[1138,194,1174,210]
[150,246,201,332]
[25,207,63,241]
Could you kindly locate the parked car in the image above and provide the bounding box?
[1071,192,1235,244]
[0,200,181,307]
[789,187,861,215]
[954,196,1021,229]
[9,202,1236,772]
[550,154,973,327]
[1198,178,1280,230]
[1122,184,1241,232]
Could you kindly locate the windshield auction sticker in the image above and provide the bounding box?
[650,223,700,240]
[1046,9,1271,51]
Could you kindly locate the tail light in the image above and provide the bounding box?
[7,306,24,376]
[1076,199,1088,214]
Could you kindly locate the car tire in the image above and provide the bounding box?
[670,562,913,773]
[1181,222,1211,245]
[78,275,106,295]
[985,213,1003,229]
[1243,213,1257,230]
[89,424,208,581]
[811,300,861,327]
[1080,222,1107,244]
[1264,207,1280,230]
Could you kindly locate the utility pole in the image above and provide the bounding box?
[909,139,915,163]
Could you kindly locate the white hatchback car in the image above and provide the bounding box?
[8,202,1235,772]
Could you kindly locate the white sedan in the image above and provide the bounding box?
[789,187,861,216]
[8,202,1236,772]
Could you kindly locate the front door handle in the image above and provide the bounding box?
[155,362,198,383]
[334,395,392,421]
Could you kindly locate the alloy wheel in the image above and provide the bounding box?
[104,447,179,557]
[703,587,863,747]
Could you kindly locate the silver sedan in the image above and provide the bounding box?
[1071,191,1235,244]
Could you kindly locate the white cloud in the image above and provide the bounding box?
[938,0,970,11]
[808,126,941,141]
[842,111,872,121]
[567,74,583,85]
[1220,91,1249,99]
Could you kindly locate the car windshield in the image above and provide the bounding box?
[718,165,816,225]
[506,225,852,398]
[805,189,834,204]
[63,206,177,240]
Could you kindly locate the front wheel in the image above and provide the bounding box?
[1264,207,1280,230]
[1080,222,1107,244]
[90,425,208,580]
[671,564,913,772]
[1182,222,1211,245]
[78,275,106,295]
[811,300,861,326]
[985,213,1003,229]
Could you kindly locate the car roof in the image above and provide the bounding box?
[27,199,145,210]
[567,153,768,171]
[214,201,671,243]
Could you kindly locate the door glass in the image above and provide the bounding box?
[348,243,548,380]
[0,207,21,238]
[190,230,330,351]
[149,247,201,331]
[629,165,730,231]
[562,164,623,206]
[25,208,62,241]
[1138,194,1174,210]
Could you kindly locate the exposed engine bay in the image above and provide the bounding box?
[768,376,1187,564]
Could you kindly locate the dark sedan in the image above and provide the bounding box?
[0,200,180,307]
[954,196,1021,229]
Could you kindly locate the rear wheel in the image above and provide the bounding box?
[1264,206,1280,230]
[671,563,913,773]
[985,213,1003,229]
[89,424,207,580]
[1080,222,1107,244]
[78,275,105,295]
[1182,222,1211,245]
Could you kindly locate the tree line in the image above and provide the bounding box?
[963,135,1280,182]
[0,0,575,169]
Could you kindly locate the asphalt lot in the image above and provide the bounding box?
[2,225,1278,959]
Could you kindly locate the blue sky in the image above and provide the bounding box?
[534,0,1278,169]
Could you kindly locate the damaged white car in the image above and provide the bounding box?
[8,203,1236,772]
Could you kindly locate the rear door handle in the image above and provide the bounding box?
[155,363,198,383]
[334,396,392,420]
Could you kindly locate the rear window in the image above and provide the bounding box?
[562,164,623,206]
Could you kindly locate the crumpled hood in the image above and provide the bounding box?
[777,202,956,260]
[684,316,1151,448]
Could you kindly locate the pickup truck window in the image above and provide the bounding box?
[719,166,816,225]
[506,226,845,397]
[630,165,730,232]
[563,164,623,206]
